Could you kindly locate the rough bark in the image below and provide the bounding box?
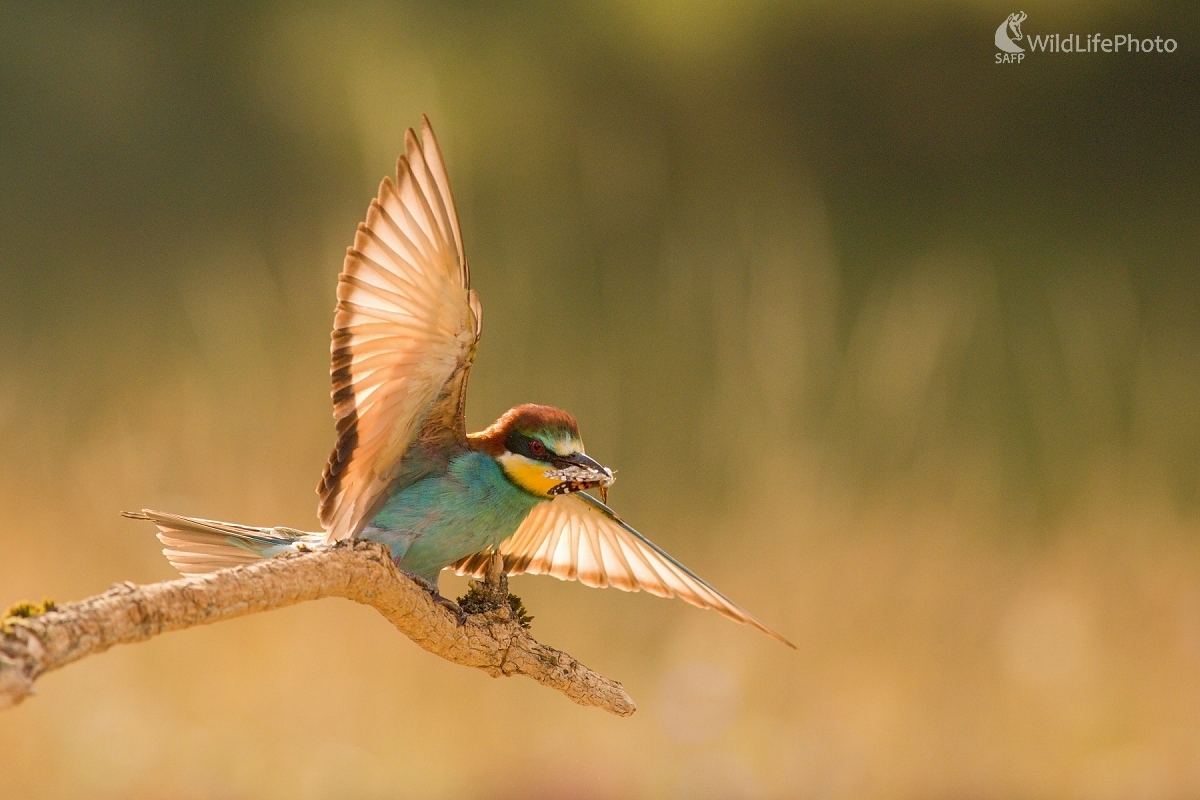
[0,541,636,716]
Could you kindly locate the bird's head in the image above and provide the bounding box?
[470,404,615,501]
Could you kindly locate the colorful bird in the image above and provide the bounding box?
[129,117,793,648]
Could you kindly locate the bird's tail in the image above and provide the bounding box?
[122,509,325,575]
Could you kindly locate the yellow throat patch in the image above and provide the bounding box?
[497,445,579,497]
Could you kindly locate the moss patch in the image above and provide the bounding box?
[506,593,534,629]
[2,597,56,633]
[457,584,534,630]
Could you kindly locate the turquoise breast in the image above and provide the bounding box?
[361,450,544,584]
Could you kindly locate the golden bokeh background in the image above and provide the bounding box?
[2,2,1198,797]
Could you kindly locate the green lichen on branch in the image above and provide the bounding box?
[2,598,56,633]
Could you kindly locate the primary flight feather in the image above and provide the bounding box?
[129,116,793,648]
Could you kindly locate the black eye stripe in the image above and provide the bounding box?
[505,431,550,459]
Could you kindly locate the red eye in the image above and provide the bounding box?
[529,439,546,456]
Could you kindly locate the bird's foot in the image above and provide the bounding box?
[433,594,468,627]
[402,571,468,626]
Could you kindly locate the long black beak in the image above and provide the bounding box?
[554,451,610,476]
[546,451,615,502]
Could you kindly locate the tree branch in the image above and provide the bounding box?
[0,541,636,716]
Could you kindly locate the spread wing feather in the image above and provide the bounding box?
[318,118,481,543]
[453,493,794,647]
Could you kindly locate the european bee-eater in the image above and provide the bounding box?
[130,117,792,647]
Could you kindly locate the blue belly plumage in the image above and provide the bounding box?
[361,450,543,584]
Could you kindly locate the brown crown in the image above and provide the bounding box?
[468,404,580,456]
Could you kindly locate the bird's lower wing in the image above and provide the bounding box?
[452,493,794,648]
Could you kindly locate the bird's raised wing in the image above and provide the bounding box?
[318,117,482,543]
[453,493,794,647]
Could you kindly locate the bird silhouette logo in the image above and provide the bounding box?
[996,11,1028,53]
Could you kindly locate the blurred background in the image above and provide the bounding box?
[1,1,1198,797]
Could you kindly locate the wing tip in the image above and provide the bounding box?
[405,125,421,156]
[754,622,797,649]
